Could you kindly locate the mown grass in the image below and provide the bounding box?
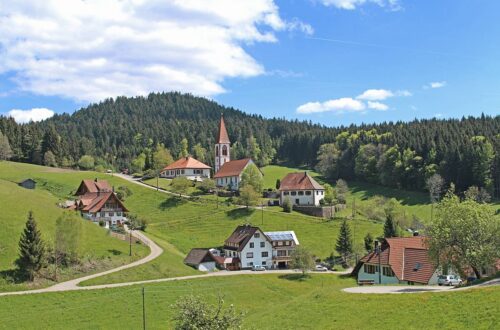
[1,274,498,329]
[0,162,149,292]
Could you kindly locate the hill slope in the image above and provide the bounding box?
[0,92,498,193]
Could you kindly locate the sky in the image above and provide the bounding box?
[0,0,499,126]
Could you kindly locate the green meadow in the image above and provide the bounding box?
[1,274,499,329]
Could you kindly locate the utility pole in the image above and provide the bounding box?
[129,227,133,257]
[377,244,382,284]
[216,188,219,209]
[142,287,146,330]
[156,173,159,192]
[261,201,264,225]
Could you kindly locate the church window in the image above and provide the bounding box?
[222,145,228,156]
[216,146,219,156]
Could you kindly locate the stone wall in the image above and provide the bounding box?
[293,204,346,218]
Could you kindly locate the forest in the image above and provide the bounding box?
[0,92,499,195]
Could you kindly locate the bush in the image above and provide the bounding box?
[282,197,292,213]
[78,155,95,170]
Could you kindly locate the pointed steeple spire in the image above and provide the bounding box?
[217,114,230,144]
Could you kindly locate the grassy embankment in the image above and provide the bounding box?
[1,274,499,329]
[0,162,149,292]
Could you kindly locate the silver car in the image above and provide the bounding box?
[438,275,462,286]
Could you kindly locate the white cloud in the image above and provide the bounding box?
[7,108,54,123]
[297,86,411,114]
[424,81,447,89]
[367,101,388,111]
[356,89,394,101]
[318,0,401,10]
[0,0,311,102]
[297,97,365,114]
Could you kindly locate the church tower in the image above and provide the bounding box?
[215,114,230,173]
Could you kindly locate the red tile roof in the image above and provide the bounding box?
[184,248,218,266]
[75,179,111,195]
[214,158,252,178]
[224,225,270,252]
[403,248,436,284]
[79,191,129,213]
[356,236,436,284]
[162,157,211,171]
[217,115,230,144]
[279,172,324,190]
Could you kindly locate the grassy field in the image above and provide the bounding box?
[1,274,499,329]
[0,162,149,292]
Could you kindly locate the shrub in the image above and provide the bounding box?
[282,197,292,213]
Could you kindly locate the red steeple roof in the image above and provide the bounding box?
[217,115,230,144]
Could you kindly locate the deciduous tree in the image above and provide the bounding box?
[427,190,500,279]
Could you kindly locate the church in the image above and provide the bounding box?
[213,115,258,190]
[160,115,259,191]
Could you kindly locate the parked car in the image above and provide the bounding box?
[315,265,328,272]
[252,265,266,271]
[438,275,462,286]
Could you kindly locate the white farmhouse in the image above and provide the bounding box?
[279,172,325,206]
[223,225,273,269]
[160,156,211,181]
[264,231,300,269]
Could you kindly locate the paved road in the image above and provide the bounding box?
[0,229,163,297]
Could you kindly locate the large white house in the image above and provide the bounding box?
[160,156,211,181]
[73,179,128,227]
[279,172,325,206]
[223,225,273,269]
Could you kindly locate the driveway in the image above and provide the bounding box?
[343,277,500,294]
[343,285,454,294]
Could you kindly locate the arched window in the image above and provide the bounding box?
[222,145,228,156]
[216,146,219,156]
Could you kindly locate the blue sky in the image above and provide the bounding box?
[0,0,499,126]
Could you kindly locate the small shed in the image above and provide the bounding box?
[184,248,219,272]
[18,179,36,190]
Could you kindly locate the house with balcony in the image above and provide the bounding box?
[223,225,273,270]
[160,156,211,181]
[73,179,128,227]
[221,225,300,270]
[279,172,325,206]
[264,231,300,269]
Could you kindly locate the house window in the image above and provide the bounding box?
[262,261,266,265]
[284,191,289,196]
[117,212,122,216]
[305,191,312,196]
[261,252,269,257]
[321,191,323,195]
[250,242,254,248]
[383,267,395,277]
[246,252,253,258]
[100,212,105,217]
[108,212,114,217]
[254,233,260,238]
[291,191,297,196]
[247,262,253,267]
[278,241,283,246]
[260,242,265,248]
[298,191,304,196]
[277,250,287,257]
[181,169,185,174]
[364,264,379,274]
[316,191,319,195]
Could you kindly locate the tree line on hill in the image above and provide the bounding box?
[0,92,498,195]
